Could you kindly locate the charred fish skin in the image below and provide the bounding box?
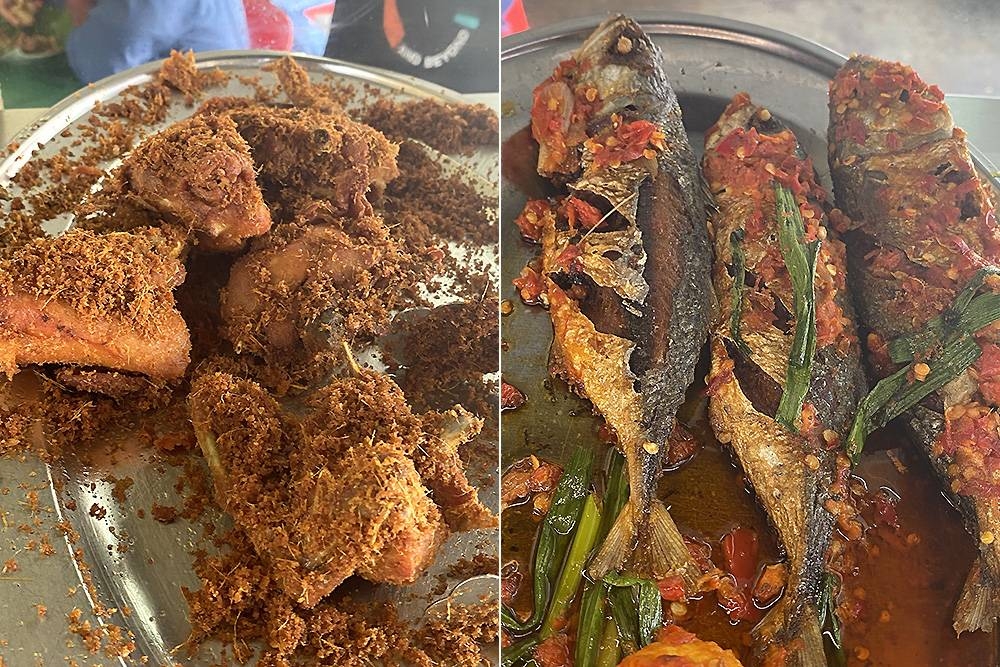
[526,16,711,587]
[829,56,1000,634]
[704,93,866,665]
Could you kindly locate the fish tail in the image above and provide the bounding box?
[954,558,1000,634]
[587,499,699,590]
[754,601,826,667]
[587,500,635,580]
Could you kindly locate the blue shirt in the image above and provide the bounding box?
[66,0,250,83]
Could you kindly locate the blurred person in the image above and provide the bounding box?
[65,0,250,83]
[325,0,497,93]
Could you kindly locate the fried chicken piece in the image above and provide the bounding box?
[188,370,450,608]
[92,114,271,252]
[267,55,342,112]
[0,230,191,381]
[220,203,403,384]
[302,367,496,533]
[218,104,399,218]
[418,409,497,531]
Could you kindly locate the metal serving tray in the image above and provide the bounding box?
[500,12,999,665]
[0,52,498,666]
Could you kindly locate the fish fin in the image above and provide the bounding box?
[754,602,826,667]
[587,500,699,591]
[646,501,700,590]
[587,500,634,580]
[954,558,1000,634]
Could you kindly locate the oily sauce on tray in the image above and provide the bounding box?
[500,127,998,665]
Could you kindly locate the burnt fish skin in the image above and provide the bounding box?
[703,94,866,665]
[829,55,1000,635]
[523,15,711,589]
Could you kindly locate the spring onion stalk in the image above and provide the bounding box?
[502,447,594,634]
[574,449,628,666]
[595,618,621,667]
[888,267,1000,363]
[541,493,602,638]
[846,334,982,463]
[774,183,820,430]
[597,449,629,540]
[574,581,609,666]
[817,572,847,667]
[729,228,753,356]
[500,636,540,667]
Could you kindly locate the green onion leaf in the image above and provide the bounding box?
[500,635,540,667]
[774,183,820,430]
[502,447,594,634]
[542,493,602,638]
[729,228,753,357]
[846,266,1000,463]
[574,581,609,667]
[888,267,1000,363]
[818,572,847,667]
[608,584,640,656]
[604,572,662,649]
[847,335,981,463]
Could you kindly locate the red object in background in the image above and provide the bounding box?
[243,0,294,50]
[502,0,529,37]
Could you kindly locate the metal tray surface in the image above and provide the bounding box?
[0,52,498,666]
[499,12,1000,664]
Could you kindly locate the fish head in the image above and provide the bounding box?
[574,15,667,120]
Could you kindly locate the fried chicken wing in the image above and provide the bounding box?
[220,203,403,383]
[92,114,272,252]
[0,230,191,381]
[215,103,399,218]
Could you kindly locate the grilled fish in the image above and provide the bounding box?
[522,16,711,587]
[829,56,1000,634]
[703,94,866,665]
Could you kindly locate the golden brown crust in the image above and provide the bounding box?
[0,229,191,380]
[220,205,405,386]
[89,114,272,252]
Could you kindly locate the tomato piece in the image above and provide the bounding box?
[562,196,603,230]
[722,527,759,583]
[657,575,687,602]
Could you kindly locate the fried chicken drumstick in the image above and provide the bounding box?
[89,114,272,252]
[0,229,191,382]
[188,361,494,607]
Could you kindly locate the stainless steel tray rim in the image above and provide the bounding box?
[0,49,470,187]
[501,10,848,75]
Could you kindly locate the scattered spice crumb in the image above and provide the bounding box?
[150,504,178,524]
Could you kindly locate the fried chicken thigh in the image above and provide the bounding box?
[189,368,491,607]
[217,103,399,218]
[0,230,191,381]
[95,114,272,252]
[220,203,403,383]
